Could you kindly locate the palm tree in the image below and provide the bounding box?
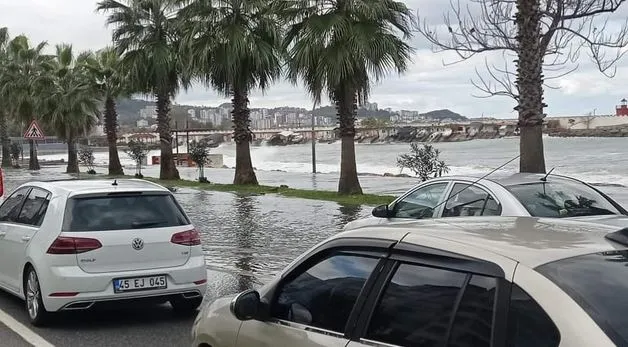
[97,0,185,180]
[0,27,13,167]
[282,0,414,194]
[44,44,101,174]
[1,35,54,171]
[82,47,128,175]
[178,0,283,185]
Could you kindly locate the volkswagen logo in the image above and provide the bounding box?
[131,238,144,251]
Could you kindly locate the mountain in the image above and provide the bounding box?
[419,109,466,121]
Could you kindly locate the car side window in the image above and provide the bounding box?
[392,183,448,219]
[449,274,497,347]
[507,284,560,347]
[443,183,502,217]
[0,187,30,223]
[16,188,51,226]
[365,263,496,347]
[271,253,380,334]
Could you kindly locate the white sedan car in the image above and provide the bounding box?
[0,178,207,326]
[345,173,628,231]
[192,217,628,347]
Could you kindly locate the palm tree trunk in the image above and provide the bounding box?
[232,88,258,185]
[156,92,179,180]
[105,96,124,175]
[66,135,79,174]
[515,0,546,173]
[28,140,40,171]
[335,87,363,195]
[0,113,11,168]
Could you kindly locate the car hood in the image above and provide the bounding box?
[567,215,628,228]
[343,216,386,231]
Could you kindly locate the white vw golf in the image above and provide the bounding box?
[0,178,207,326]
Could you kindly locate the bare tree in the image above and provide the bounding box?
[418,0,628,173]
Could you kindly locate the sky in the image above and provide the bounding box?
[2,0,628,119]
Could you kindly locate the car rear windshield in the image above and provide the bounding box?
[505,180,621,218]
[536,250,628,346]
[62,192,191,231]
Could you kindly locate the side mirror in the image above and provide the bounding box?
[230,289,261,321]
[372,204,392,218]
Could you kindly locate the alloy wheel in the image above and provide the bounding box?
[26,270,40,320]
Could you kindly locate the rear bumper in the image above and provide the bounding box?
[39,255,208,312]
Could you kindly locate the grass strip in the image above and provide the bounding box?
[100,174,396,206]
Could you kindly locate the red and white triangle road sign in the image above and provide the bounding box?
[23,120,45,139]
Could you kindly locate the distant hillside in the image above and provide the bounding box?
[420,109,466,121]
[114,98,467,126]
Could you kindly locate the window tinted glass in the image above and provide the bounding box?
[272,253,379,333]
[393,183,448,219]
[507,284,560,347]
[506,179,620,218]
[366,263,467,347]
[62,193,190,231]
[17,188,50,226]
[536,250,628,346]
[443,184,502,217]
[0,187,30,223]
[449,275,497,347]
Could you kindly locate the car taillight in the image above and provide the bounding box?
[171,229,201,246]
[47,237,102,254]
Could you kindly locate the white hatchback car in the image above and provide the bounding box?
[0,178,207,326]
[192,217,628,347]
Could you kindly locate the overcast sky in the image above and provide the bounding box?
[2,0,628,118]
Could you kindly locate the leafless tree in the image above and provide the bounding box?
[417,0,628,172]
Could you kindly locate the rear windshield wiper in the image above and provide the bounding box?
[131,220,167,228]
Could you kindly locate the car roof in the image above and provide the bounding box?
[338,216,626,268]
[423,173,581,187]
[21,178,170,197]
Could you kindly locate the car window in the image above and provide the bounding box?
[16,188,51,226]
[62,193,190,231]
[506,179,620,218]
[443,183,502,217]
[365,263,496,347]
[271,253,380,334]
[507,284,560,347]
[535,250,628,346]
[0,187,30,223]
[392,183,448,219]
[449,275,497,347]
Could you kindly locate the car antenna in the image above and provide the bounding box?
[540,167,555,182]
[432,154,520,211]
[112,179,118,186]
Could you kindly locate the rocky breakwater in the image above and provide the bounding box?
[546,125,628,138]
[362,122,515,143]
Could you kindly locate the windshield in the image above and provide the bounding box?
[62,192,190,231]
[505,179,621,218]
[536,250,628,346]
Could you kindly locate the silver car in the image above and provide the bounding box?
[345,173,628,231]
[192,217,628,347]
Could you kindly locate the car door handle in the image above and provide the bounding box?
[0,232,5,238]
[21,236,31,242]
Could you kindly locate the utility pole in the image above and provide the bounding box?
[311,104,317,173]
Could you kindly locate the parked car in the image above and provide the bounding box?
[192,216,628,347]
[344,173,628,231]
[0,178,207,326]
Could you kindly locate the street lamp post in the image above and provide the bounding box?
[311,105,316,173]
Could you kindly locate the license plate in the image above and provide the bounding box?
[113,275,167,293]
